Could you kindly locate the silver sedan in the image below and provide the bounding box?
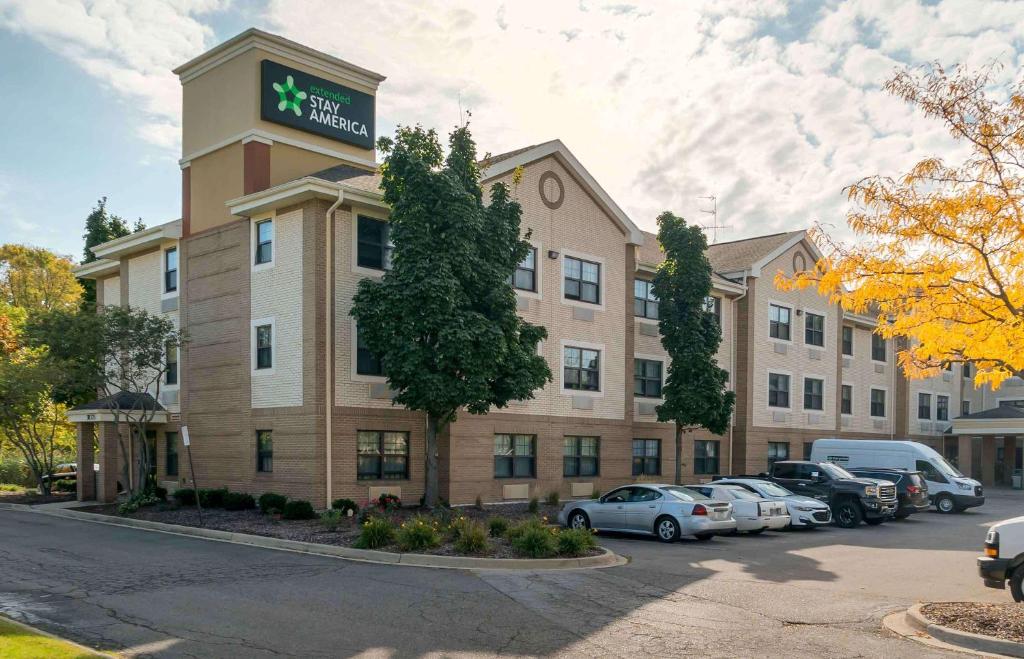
[557,484,737,542]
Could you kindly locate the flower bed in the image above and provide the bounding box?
[76,493,601,560]
[921,602,1024,644]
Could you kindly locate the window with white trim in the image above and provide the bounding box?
[164,247,178,293]
[255,324,273,370]
[254,220,273,265]
[804,312,824,347]
[564,256,600,304]
[769,304,791,340]
[803,377,824,410]
[768,373,790,408]
[564,346,599,391]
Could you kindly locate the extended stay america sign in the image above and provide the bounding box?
[260,59,375,150]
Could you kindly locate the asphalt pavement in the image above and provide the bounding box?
[1,490,1020,657]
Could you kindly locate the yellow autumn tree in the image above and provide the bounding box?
[780,63,1024,389]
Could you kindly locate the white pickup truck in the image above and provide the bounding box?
[978,516,1024,601]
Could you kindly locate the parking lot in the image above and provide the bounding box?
[1,490,1020,657]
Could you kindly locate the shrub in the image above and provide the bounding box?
[258,492,288,514]
[453,520,490,555]
[198,487,229,508]
[331,498,359,517]
[320,509,347,532]
[0,459,33,487]
[224,492,256,511]
[557,527,597,557]
[510,519,557,558]
[172,488,197,506]
[357,506,378,525]
[377,492,401,511]
[591,490,602,500]
[527,497,539,514]
[396,515,441,552]
[355,516,395,549]
[446,515,472,542]
[487,517,509,538]
[52,479,77,493]
[282,499,317,520]
[474,495,484,511]
[544,491,560,507]
[153,486,168,501]
[118,493,160,515]
[0,484,24,492]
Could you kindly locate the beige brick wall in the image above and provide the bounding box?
[102,275,120,308]
[841,324,895,435]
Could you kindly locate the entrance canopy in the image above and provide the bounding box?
[951,405,1024,437]
[66,391,168,424]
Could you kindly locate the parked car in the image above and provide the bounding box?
[686,483,790,533]
[760,460,898,528]
[847,468,930,519]
[558,484,736,542]
[810,438,984,513]
[713,478,832,527]
[40,463,77,484]
[978,516,1024,602]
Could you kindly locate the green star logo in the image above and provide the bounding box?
[273,75,307,116]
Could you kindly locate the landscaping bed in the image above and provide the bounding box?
[921,602,1024,644]
[0,487,75,506]
[75,490,600,560]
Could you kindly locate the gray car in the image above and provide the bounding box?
[715,478,832,527]
[557,484,737,542]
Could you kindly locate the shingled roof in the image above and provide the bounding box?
[306,164,383,194]
[705,230,805,274]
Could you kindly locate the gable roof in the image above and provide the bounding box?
[479,139,645,245]
[705,231,805,275]
[306,164,383,194]
[635,230,746,294]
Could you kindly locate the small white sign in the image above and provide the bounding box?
[181,425,191,447]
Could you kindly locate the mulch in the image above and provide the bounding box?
[921,601,1024,644]
[71,500,597,559]
[0,490,76,506]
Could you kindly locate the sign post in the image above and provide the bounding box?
[181,426,202,526]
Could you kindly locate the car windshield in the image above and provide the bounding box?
[724,488,761,501]
[663,486,710,502]
[753,482,792,496]
[933,456,964,478]
[820,463,855,479]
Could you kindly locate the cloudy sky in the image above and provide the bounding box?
[1,0,1022,259]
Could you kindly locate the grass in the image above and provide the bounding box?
[0,616,104,658]
[0,484,27,493]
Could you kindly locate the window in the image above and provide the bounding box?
[841,384,853,415]
[804,313,824,347]
[842,326,853,356]
[357,431,409,480]
[803,377,824,410]
[704,296,722,324]
[564,256,600,304]
[564,346,600,391]
[634,279,658,319]
[803,442,813,460]
[355,325,383,376]
[768,373,790,408]
[694,440,720,475]
[256,430,273,472]
[632,439,661,476]
[962,400,971,416]
[165,431,178,477]
[564,436,599,476]
[357,216,392,270]
[870,388,886,417]
[166,342,178,386]
[494,434,535,478]
[963,363,972,378]
[164,247,178,293]
[918,393,932,419]
[937,395,949,422]
[510,247,537,292]
[767,442,789,467]
[634,359,663,398]
[871,334,887,362]
[255,324,272,370]
[254,219,273,265]
[769,304,791,340]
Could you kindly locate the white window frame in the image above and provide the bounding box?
[840,381,853,416]
[802,308,827,350]
[767,300,793,343]
[560,248,606,312]
[352,212,391,278]
[251,317,276,376]
[251,213,276,273]
[513,238,543,301]
[633,352,666,402]
[869,386,888,419]
[161,242,179,300]
[164,340,180,391]
[936,393,950,422]
[350,317,387,384]
[559,339,605,397]
[841,325,855,358]
[766,370,793,410]
[916,390,934,421]
[802,374,827,411]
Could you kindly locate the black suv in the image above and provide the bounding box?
[762,461,899,528]
[848,468,930,519]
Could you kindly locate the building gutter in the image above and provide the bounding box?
[324,189,345,506]
[729,272,749,473]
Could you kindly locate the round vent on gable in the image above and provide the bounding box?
[792,251,808,273]
[539,171,565,209]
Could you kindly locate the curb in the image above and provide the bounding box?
[0,503,627,571]
[905,603,1023,658]
[0,613,114,657]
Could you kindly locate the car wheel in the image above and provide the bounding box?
[864,517,885,526]
[833,501,863,528]
[568,510,591,531]
[1010,568,1024,603]
[694,533,714,541]
[655,516,680,543]
[935,494,956,514]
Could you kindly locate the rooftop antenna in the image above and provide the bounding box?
[698,195,727,243]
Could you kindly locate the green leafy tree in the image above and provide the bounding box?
[80,197,134,309]
[27,306,184,496]
[352,124,551,508]
[653,211,735,484]
[0,245,82,314]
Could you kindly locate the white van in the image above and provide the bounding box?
[809,439,984,513]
